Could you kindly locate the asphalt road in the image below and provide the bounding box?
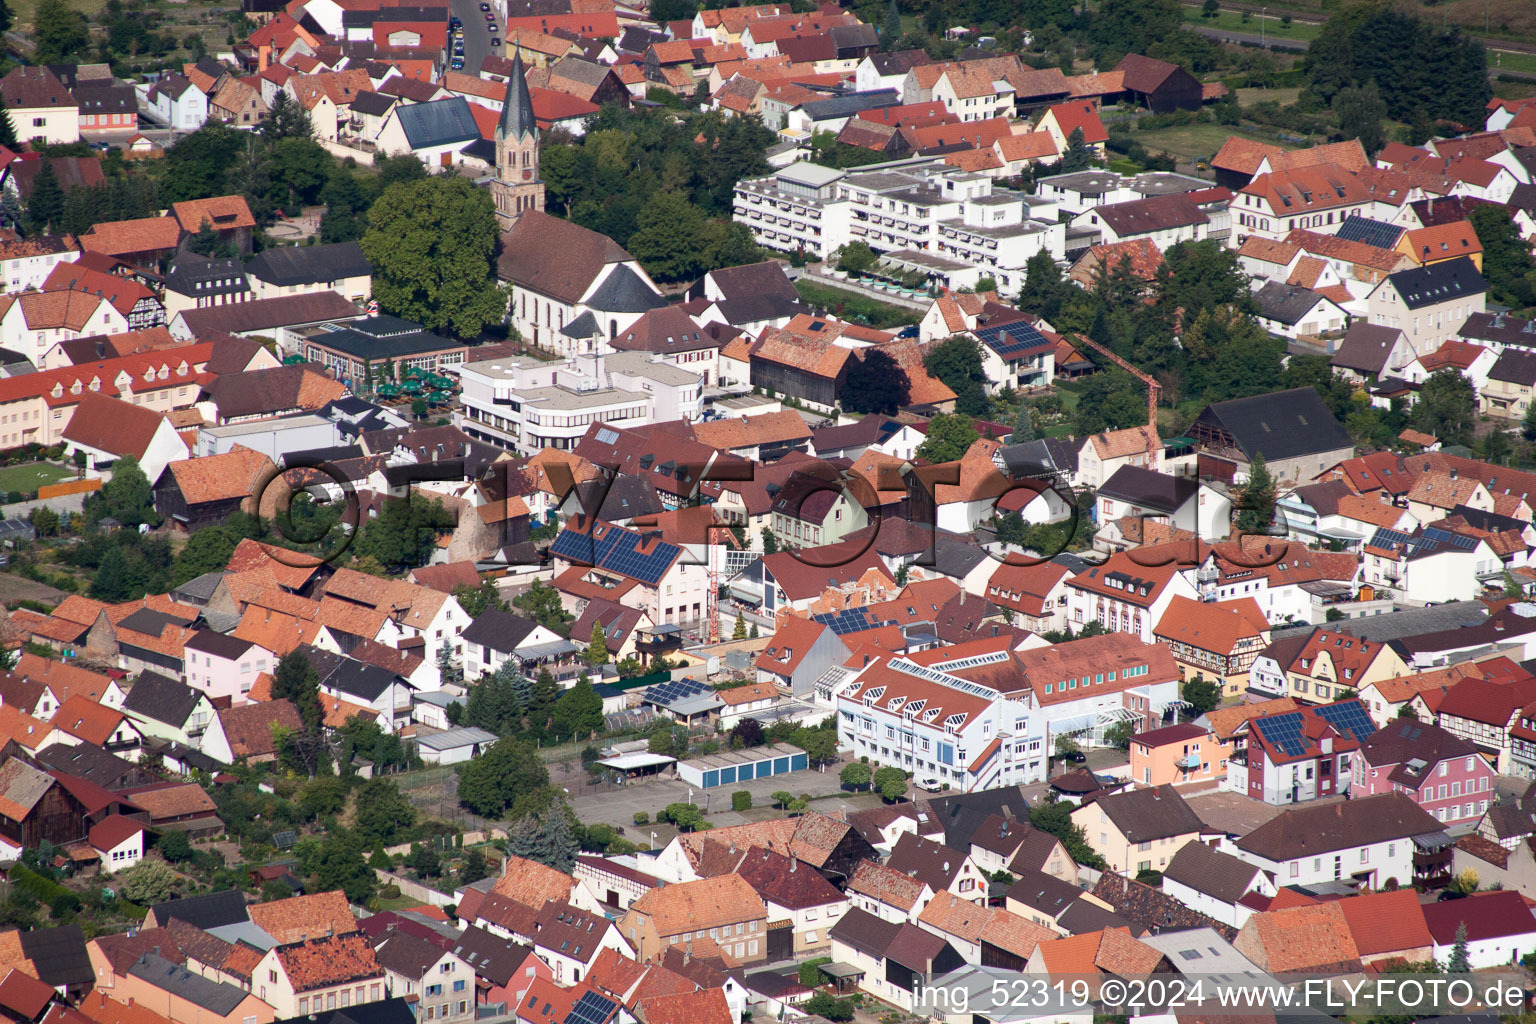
[449,0,500,74]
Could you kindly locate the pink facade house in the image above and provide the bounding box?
[1353,719,1496,827]
[183,630,273,704]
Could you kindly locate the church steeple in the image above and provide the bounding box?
[498,48,537,141]
[492,45,545,228]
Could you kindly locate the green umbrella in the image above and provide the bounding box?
[428,391,452,404]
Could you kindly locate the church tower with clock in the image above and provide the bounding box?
[493,49,544,227]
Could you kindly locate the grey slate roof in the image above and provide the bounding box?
[122,671,204,728]
[1089,784,1205,843]
[584,264,667,314]
[1331,321,1405,376]
[1098,464,1199,513]
[1162,841,1261,903]
[395,96,481,150]
[459,609,542,653]
[1254,281,1332,326]
[1388,256,1486,310]
[246,242,371,287]
[801,89,899,121]
[165,257,248,299]
[19,924,93,989]
[350,90,395,116]
[498,49,537,140]
[1489,348,1536,387]
[561,311,602,339]
[150,889,249,931]
[1193,386,1353,462]
[129,953,250,1015]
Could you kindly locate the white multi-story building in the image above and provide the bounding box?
[454,350,701,455]
[733,161,852,261]
[735,159,1065,289]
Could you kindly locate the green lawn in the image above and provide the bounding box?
[1184,9,1323,42]
[1490,48,1536,74]
[0,463,71,495]
[1128,123,1298,163]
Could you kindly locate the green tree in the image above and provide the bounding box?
[732,611,747,640]
[552,678,603,738]
[1410,369,1477,447]
[24,159,64,236]
[1470,205,1536,307]
[32,0,89,65]
[161,122,245,204]
[923,336,988,417]
[1018,252,1067,322]
[320,170,368,243]
[361,176,507,338]
[1397,703,1419,720]
[0,109,14,149]
[803,994,854,1022]
[1524,401,1536,444]
[353,779,417,846]
[453,579,508,618]
[627,190,710,282]
[408,843,441,878]
[1060,126,1093,172]
[584,622,609,666]
[1055,735,1081,760]
[300,776,348,819]
[840,349,910,415]
[170,526,238,586]
[1105,719,1136,750]
[459,847,490,885]
[527,668,559,733]
[1233,454,1277,536]
[835,241,878,275]
[272,650,323,733]
[261,91,314,141]
[872,766,907,802]
[356,493,454,569]
[914,413,978,463]
[1181,677,1221,716]
[90,546,134,602]
[117,860,177,903]
[1332,80,1387,158]
[840,761,871,790]
[1201,0,1217,16]
[1029,800,1106,869]
[304,831,376,904]
[881,0,901,45]
[507,811,578,870]
[156,830,193,863]
[457,737,552,818]
[28,506,59,539]
[1447,921,1470,973]
[513,581,574,635]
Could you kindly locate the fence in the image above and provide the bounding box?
[38,478,100,500]
[373,869,455,907]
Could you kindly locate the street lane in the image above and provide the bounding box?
[448,0,502,74]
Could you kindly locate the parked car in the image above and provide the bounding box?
[490,36,501,45]
[478,2,489,9]
[450,56,465,68]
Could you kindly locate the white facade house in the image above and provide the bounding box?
[1366,258,1487,354]
[138,75,210,132]
[183,631,274,705]
[0,237,79,294]
[733,161,852,261]
[455,351,701,456]
[1225,794,1445,890]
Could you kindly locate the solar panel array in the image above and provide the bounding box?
[814,607,898,635]
[1335,215,1404,249]
[1250,710,1309,757]
[549,523,682,586]
[1313,700,1377,742]
[933,650,1011,673]
[644,677,711,706]
[975,320,1053,360]
[1367,525,1478,559]
[566,990,618,1024]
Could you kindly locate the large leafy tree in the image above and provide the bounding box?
[92,455,159,528]
[841,349,910,415]
[1411,369,1477,448]
[552,678,603,738]
[360,176,507,338]
[355,493,455,569]
[1470,205,1536,308]
[272,650,323,733]
[24,160,64,236]
[457,737,552,818]
[1332,80,1387,158]
[1233,454,1277,536]
[627,190,710,282]
[915,413,979,463]
[353,779,417,845]
[161,122,246,204]
[923,336,988,417]
[32,0,88,65]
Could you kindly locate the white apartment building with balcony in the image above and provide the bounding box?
[454,350,702,455]
[733,161,852,261]
[735,159,1064,290]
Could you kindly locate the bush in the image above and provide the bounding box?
[633,812,649,825]
[49,892,81,919]
[731,791,751,812]
[379,883,402,899]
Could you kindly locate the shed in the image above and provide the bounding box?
[416,726,498,765]
[676,741,809,789]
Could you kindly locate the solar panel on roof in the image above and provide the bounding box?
[1253,711,1309,757]
[1313,701,1376,742]
[566,990,618,1024]
[976,320,1052,359]
[1336,215,1404,249]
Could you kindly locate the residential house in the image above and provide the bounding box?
[1366,257,1487,353]
[885,833,990,904]
[1160,842,1274,929]
[1353,719,1495,827]
[1188,387,1356,486]
[1,67,80,144]
[1421,890,1536,968]
[199,698,305,764]
[618,874,769,964]
[1227,698,1377,805]
[119,672,215,747]
[1114,54,1200,113]
[735,846,848,955]
[1069,785,1206,875]
[1229,792,1449,890]
[1152,596,1271,699]
[1075,426,1161,491]
[254,933,386,1018]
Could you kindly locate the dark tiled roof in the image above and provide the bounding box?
[1098,464,1198,513]
[246,242,371,287]
[1254,281,1332,325]
[498,211,633,304]
[1388,256,1486,309]
[1331,321,1405,376]
[121,671,204,728]
[828,907,900,957]
[1088,785,1205,843]
[394,97,481,149]
[1236,792,1444,861]
[1194,386,1353,462]
[583,264,666,314]
[1162,842,1260,903]
[1089,872,1236,939]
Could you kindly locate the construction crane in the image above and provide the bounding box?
[1069,333,1161,430]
